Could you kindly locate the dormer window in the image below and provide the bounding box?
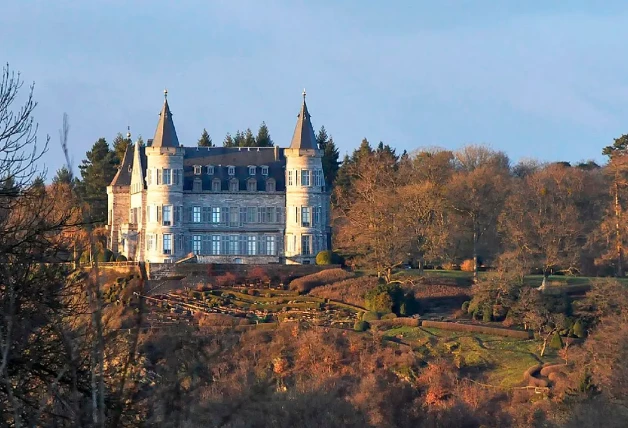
[194,165,202,175]
[207,165,214,175]
[265,178,276,192]
[261,166,269,176]
[229,178,239,192]
[193,179,202,192]
[248,166,256,175]
[228,166,235,176]
[212,178,221,192]
[247,178,257,192]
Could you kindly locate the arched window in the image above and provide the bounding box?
[229,178,239,192]
[212,178,221,192]
[247,178,257,192]
[265,178,276,192]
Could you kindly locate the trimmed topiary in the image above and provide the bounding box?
[573,319,586,338]
[354,321,369,332]
[550,332,564,349]
[362,311,380,322]
[381,312,397,320]
[482,306,492,322]
[461,301,470,314]
[316,250,333,265]
[116,254,127,262]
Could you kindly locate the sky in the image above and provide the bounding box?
[3,0,628,178]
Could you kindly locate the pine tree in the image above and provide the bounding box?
[233,130,245,147]
[223,133,235,147]
[197,128,213,147]
[243,128,256,147]
[53,166,73,185]
[255,122,273,147]
[316,126,340,187]
[77,138,117,223]
[112,132,131,165]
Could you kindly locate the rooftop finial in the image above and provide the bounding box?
[164,88,168,99]
[126,125,131,139]
[302,88,306,101]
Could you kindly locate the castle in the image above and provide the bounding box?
[106,91,330,264]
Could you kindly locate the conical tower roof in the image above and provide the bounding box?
[289,90,317,150]
[151,90,180,148]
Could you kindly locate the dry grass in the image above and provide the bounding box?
[288,268,354,293]
[309,276,379,307]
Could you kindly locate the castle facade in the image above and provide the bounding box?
[106,92,330,264]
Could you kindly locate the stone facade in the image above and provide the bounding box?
[106,92,330,264]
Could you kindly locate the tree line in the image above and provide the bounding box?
[332,139,625,283]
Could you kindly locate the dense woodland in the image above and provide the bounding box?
[3,63,628,427]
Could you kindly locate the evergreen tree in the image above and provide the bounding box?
[77,138,117,223]
[112,132,131,165]
[223,133,235,147]
[243,128,256,147]
[255,122,273,147]
[53,166,73,186]
[233,130,245,147]
[197,128,213,147]
[316,126,340,187]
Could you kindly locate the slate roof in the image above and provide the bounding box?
[289,93,318,150]
[151,98,180,148]
[110,144,147,186]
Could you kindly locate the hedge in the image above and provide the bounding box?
[419,320,532,339]
[289,268,354,293]
[369,318,420,328]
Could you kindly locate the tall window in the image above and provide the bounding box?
[174,206,181,224]
[313,206,321,225]
[193,206,201,223]
[228,235,239,255]
[247,179,257,192]
[212,178,221,191]
[193,179,202,192]
[163,234,172,255]
[173,169,181,185]
[266,236,276,255]
[146,206,152,223]
[229,208,239,227]
[211,207,221,223]
[211,235,221,255]
[288,170,293,186]
[163,168,171,185]
[246,207,257,223]
[301,235,311,256]
[163,205,172,226]
[301,207,311,227]
[301,169,310,186]
[247,236,257,255]
[156,170,161,185]
[192,235,201,255]
[147,169,152,185]
[146,234,154,251]
[202,207,211,223]
[229,179,239,192]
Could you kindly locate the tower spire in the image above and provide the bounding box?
[151,90,180,148]
[289,90,317,150]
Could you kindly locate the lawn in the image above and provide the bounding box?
[381,326,553,388]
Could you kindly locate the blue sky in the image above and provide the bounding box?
[2,1,628,177]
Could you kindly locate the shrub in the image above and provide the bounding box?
[460,259,475,272]
[354,321,369,332]
[96,249,114,263]
[550,332,564,349]
[116,254,127,262]
[249,266,269,284]
[461,301,470,314]
[572,319,586,338]
[381,312,397,320]
[216,272,237,287]
[288,268,354,293]
[309,277,378,307]
[482,306,492,322]
[362,311,380,321]
[316,250,333,265]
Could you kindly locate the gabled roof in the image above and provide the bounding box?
[289,91,318,150]
[151,95,180,148]
[109,144,147,187]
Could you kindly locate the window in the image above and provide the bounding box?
[193,206,201,223]
[288,170,293,186]
[301,235,311,256]
[207,165,214,175]
[258,207,274,224]
[265,179,275,192]
[229,208,239,227]
[163,205,172,226]
[314,169,324,187]
[192,235,201,255]
[262,166,269,176]
[156,169,161,185]
[228,166,235,176]
[246,207,257,223]
[193,179,202,192]
[301,169,310,186]
[163,234,172,255]
[202,207,211,223]
[229,179,239,192]
[147,169,152,185]
[228,235,239,255]
[212,178,221,191]
[265,236,276,255]
[163,168,171,185]
[247,179,257,192]
[247,236,257,255]
[211,235,221,255]
[239,207,246,225]
[146,205,152,223]
[211,207,221,223]
[301,207,311,227]
[173,169,181,185]
[157,206,162,223]
[313,206,322,225]
[248,166,256,175]
[174,206,182,224]
[194,165,202,175]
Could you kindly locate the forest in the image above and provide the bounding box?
[3,63,628,427]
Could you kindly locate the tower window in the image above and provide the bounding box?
[301,170,310,186]
[163,168,171,185]
[228,166,235,176]
[194,165,202,175]
[288,170,293,186]
[261,166,269,175]
[173,169,181,185]
[162,205,172,226]
[301,207,311,227]
[207,165,214,175]
[301,235,312,256]
[147,169,152,185]
[248,166,256,175]
[163,234,172,255]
